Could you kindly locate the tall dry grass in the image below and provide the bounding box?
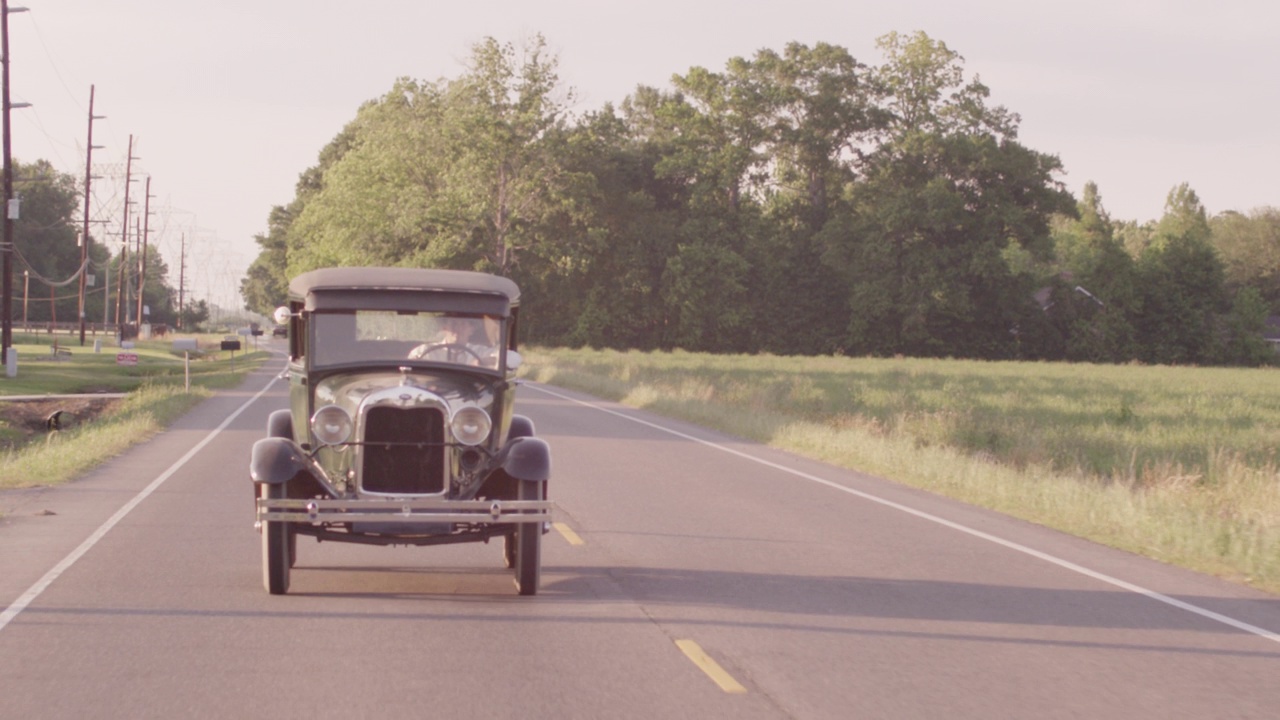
[0,384,214,490]
[523,348,1280,593]
[0,345,269,491]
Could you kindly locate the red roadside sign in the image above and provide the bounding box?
[116,353,138,366]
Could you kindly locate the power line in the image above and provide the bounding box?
[23,12,84,111]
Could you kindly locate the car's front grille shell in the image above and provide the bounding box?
[358,403,447,495]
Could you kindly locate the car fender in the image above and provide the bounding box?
[496,436,550,483]
[251,437,317,486]
[267,409,293,440]
[508,414,535,440]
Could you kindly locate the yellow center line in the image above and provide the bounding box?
[675,639,747,694]
[553,522,584,545]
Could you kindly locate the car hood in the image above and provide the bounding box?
[312,370,493,416]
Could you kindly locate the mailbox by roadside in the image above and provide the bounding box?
[221,337,243,372]
[173,338,199,393]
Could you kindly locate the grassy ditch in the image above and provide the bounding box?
[522,347,1280,595]
[1,332,269,490]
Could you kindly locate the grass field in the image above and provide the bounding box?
[521,347,1280,595]
[1,331,269,490]
[0,331,266,395]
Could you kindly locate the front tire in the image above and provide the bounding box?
[502,532,516,569]
[514,479,542,596]
[261,482,291,595]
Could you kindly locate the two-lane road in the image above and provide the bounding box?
[2,356,1278,718]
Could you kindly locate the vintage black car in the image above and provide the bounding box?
[250,267,552,595]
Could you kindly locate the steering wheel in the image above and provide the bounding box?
[408,342,483,364]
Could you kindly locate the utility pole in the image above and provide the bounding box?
[114,225,126,327]
[135,176,151,334]
[177,232,185,329]
[134,200,140,328]
[79,84,104,345]
[113,134,134,338]
[1,0,29,368]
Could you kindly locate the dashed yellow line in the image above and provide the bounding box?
[675,639,747,694]
[553,522,584,545]
[545,527,746,693]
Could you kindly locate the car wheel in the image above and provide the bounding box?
[513,479,541,596]
[502,532,516,569]
[261,482,291,595]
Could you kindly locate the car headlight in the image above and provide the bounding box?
[450,405,492,446]
[311,405,353,446]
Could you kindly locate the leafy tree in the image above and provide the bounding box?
[286,78,448,273]
[1210,207,1280,310]
[609,76,761,351]
[180,299,210,331]
[1133,184,1226,363]
[823,33,1073,357]
[241,205,296,315]
[751,42,882,228]
[242,121,361,302]
[660,60,771,214]
[745,206,848,355]
[10,160,82,323]
[744,43,884,354]
[1116,219,1156,259]
[1217,286,1274,366]
[1154,183,1211,246]
[241,31,1140,363]
[646,42,886,354]
[284,35,582,285]
[661,234,752,351]
[547,104,680,349]
[600,69,761,351]
[434,35,582,276]
[1047,182,1139,361]
[874,31,1019,140]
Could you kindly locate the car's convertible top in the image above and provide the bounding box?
[290,267,520,304]
[290,268,521,317]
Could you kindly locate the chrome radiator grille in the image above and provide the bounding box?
[360,406,446,494]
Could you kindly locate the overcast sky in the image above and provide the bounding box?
[7,0,1278,310]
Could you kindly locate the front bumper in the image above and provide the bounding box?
[256,497,553,525]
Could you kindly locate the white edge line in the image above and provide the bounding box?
[0,370,281,634]
[528,383,1280,645]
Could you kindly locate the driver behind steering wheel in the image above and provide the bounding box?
[408,315,493,365]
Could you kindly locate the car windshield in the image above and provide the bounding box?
[311,310,502,370]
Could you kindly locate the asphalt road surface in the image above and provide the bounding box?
[2,351,1278,719]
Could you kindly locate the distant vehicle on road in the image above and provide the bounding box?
[271,324,287,338]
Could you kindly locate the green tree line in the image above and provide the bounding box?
[241,32,1280,365]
